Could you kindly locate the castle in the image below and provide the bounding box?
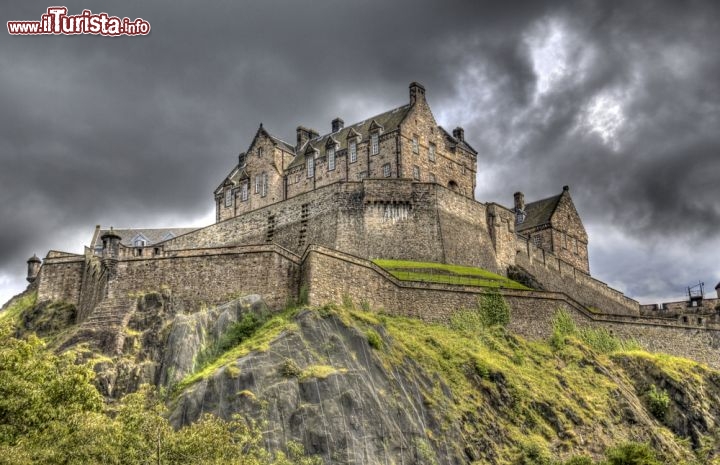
[22,83,720,367]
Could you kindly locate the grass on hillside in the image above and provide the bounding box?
[0,291,37,324]
[372,259,530,290]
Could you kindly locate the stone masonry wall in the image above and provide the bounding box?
[301,246,720,369]
[76,250,109,322]
[108,246,300,311]
[515,235,640,316]
[37,252,84,305]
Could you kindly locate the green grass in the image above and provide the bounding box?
[0,291,37,324]
[372,259,530,290]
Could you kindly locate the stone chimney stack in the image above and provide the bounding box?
[452,127,465,142]
[514,192,525,212]
[331,118,344,133]
[296,126,319,150]
[409,82,426,105]
[26,254,41,283]
[563,185,570,193]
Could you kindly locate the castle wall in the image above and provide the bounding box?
[301,246,720,370]
[515,235,640,316]
[37,252,84,305]
[76,250,109,322]
[109,246,300,310]
[167,180,501,272]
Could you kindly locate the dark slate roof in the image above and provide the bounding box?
[438,126,478,154]
[286,104,412,169]
[716,282,720,290]
[93,228,198,248]
[267,133,295,153]
[516,194,562,232]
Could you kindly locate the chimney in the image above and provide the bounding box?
[331,117,344,133]
[452,127,465,141]
[563,185,570,193]
[296,126,319,150]
[513,192,525,212]
[409,82,426,105]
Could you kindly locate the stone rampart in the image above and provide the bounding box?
[301,246,720,369]
[37,251,84,306]
[514,235,640,316]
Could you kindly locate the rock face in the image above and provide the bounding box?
[169,309,452,464]
[12,290,720,464]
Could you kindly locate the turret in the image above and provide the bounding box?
[26,254,41,283]
[100,227,122,276]
[715,282,720,299]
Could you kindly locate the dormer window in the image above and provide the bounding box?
[429,143,436,162]
[412,135,419,154]
[225,189,233,207]
[327,147,336,171]
[349,140,357,163]
[307,155,315,178]
[371,133,379,155]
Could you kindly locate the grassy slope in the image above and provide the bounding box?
[372,258,530,290]
[175,301,718,463]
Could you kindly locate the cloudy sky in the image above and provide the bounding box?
[1,0,718,305]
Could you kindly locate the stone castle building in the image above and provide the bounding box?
[21,82,720,367]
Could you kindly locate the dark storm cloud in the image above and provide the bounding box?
[1,0,718,302]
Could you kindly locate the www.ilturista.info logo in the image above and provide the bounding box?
[8,7,150,36]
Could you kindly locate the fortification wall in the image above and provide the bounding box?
[514,235,640,316]
[301,247,720,370]
[164,180,501,272]
[108,246,300,310]
[76,250,109,322]
[37,252,84,305]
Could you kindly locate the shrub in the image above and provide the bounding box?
[367,329,382,350]
[579,328,621,354]
[479,289,510,327]
[217,312,265,353]
[550,308,577,350]
[604,442,661,465]
[647,384,670,420]
[280,359,301,378]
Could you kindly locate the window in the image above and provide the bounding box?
[327,147,335,171]
[241,182,248,201]
[371,133,379,155]
[307,155,314,178]
[412,165,420,180]
[255,175,260,193]
[261,172,268,197]
[412,135,419,154]
[533,235,541,247]
[357,171,367,180]
[383,163,391,177]
[429,142,436,162]
[349,140,357,163]
[295,173,300,183]
[257,147,263,157]
[225,189,233,207]
[429,173,436,183]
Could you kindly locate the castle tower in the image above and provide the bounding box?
[26,254,41,283]
[101,228,122,277]
[513,192,526,224]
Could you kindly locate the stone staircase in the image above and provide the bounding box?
[61,296,135,354]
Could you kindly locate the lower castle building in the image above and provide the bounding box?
[21,83,720,368]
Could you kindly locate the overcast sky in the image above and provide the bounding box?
[1,0,718,305]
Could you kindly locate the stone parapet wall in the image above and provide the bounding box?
[37,252,84,306]
[514,235,639,316]
[301,246,720,369]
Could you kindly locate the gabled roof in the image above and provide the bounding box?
[286,103,412,169]
[438,126,478,154]
[516,194,563,232]
[93,228,198,248]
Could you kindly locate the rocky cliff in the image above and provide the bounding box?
[4,289,720,464]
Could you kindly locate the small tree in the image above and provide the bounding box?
[479,289,510,328]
